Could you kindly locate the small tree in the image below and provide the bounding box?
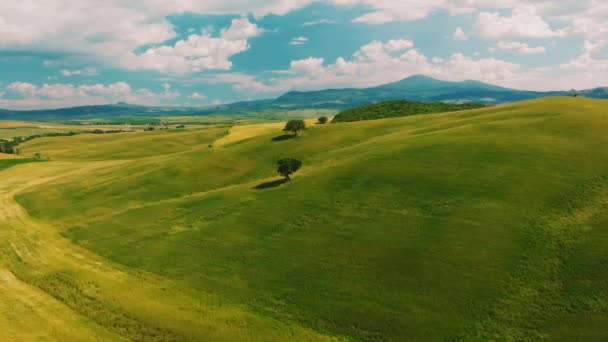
[283,120,306,136]
[317,116,328,124]
[277,158,302,181]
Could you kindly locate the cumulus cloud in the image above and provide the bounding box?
[119,18,262,74]
[212,38,532,94]
[1,81,181,109]
[475,6,566,40]
[330,0,451,24]
[291,57,325,75]
[497,41,546,54]
[211,34,608,95]
[326,1,605,48]
[558,40,608,88]
[354,39,414,62]
[220,17,265,40]
[0,3,268,74]
[453,27,468,41]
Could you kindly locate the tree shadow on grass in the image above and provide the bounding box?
[252,178,287,190]
[271,134,296,142]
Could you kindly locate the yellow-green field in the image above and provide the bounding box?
[0,121,142,141]
[1,97,608,340]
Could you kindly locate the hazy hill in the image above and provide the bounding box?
[1,75,607,121]
[276,75,571,106]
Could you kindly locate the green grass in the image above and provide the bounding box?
[57,109,337,126]
[0,127,79,140]
[4,97,608,340]
[0,158,42,171]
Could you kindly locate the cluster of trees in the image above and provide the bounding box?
[0,128,130,155]
[332,100,485,123]
[0,140,16,154]
[91,129,125,134]
[0,132,77,155]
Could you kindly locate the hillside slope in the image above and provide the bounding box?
[2,97,608,340]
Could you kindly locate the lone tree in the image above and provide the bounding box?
[283,119,306,136]
[317,116,328,124]
[277,158,302,181]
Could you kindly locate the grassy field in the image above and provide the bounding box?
[1,97,607,340]
[0,120,142,141]
[161,109,337,126]
[0,126,81,140]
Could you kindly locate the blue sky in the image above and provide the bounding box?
[0,1,606,109]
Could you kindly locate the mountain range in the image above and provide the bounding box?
[1,75,606,121]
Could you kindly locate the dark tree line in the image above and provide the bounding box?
[0,129,128,155]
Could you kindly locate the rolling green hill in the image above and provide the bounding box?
[1,97,607,340]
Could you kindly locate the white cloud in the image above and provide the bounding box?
[160,83,181,99]
[0,0,606,98]
[60,67,99,76]
[211,38,530,94]
[558,40,608,89]
[475,6,565,40]
[327,1,605,48]
[290,57,325,75]
[330,0,452,24]
[220,17,265,40]
[7,82,38,95]
[120,19,263,74]
[303,19,336,26]
[210,35,608,95]
[453,27,468,41]
[0,3,271,75]
[497,41,546,54]
[188,92,206,100]
[289,36,309,45]
[354,39,414,62]
[1,81,181,109]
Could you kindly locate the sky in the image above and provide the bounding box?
[0,0,606,109]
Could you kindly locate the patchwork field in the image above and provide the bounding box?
[1,97,608,340]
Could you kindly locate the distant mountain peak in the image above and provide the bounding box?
[402,74,437,81]
[376,75,514,94]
